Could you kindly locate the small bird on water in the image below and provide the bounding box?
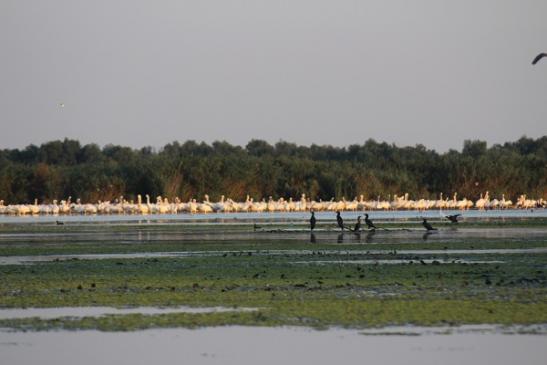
[532,53,547,65]
[364,214,377,230]
[445,214,461,223]
[336,211,344,231]
[310,211,316,231]
[422,218,437,231]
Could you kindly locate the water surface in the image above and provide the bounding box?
[1,326,545,365]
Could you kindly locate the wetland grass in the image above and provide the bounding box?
[0,218,546,331]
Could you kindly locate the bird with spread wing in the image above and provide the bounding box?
[532,53,547,65]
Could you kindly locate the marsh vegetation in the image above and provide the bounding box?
[0,215,545,331]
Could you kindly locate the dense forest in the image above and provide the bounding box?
[0,137,545,204]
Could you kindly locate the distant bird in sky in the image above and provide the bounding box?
[532,53,547,65]
[422,218,437,231]
[309,211,316,231]
[336,211,344,231]
[445,214,461,223]
[364,214,377,230]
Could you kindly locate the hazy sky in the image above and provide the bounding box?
[1,0,546,152]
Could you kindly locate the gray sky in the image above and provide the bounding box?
[1,0,546,152]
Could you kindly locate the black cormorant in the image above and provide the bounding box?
[353,216,362,232]
[364,214,377,230]
[336,211,344,231]
[310,211,316,231]
[445,214,461,223]
[422,218,437,231]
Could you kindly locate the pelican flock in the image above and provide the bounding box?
[0,192,544,216]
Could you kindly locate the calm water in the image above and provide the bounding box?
[1,227,546,247]
[0,208,545,224]
[1,326,546,365]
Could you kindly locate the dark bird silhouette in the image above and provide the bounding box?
[56,220,64,225]
[310,211,316,231]
[445,214,461,223]
[364,214,377,230]
[532,53,547,65]
[353,216,362,232]
[422,218,437,231]
[336,211,344,231]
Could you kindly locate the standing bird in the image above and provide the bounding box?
[364,213,377,230]
[532,53,547,65]
[422,218,437,231]
[336,211,344,231]
[353,216,362,232]
[445,214,461,223]
[309,211,316,231]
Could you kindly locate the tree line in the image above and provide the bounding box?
[0,137,545,204]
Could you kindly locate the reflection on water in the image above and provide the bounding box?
[1,326,545,365]
[2,227,546,247]
[365,230,376,243]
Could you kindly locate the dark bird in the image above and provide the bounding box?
[310,211,316,231]
[422,218,437,231]
[353,216,362,232]
[364,214,377,230]
[445,214,461,223]
[336,211,344,231]
[56,220,64,225]
[532,53,547,65]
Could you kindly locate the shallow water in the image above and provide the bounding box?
[1,227,547,248]
[0,306,257,320]
[0,208,545,224]
[1,326,545,365]
[1,247,544,265]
